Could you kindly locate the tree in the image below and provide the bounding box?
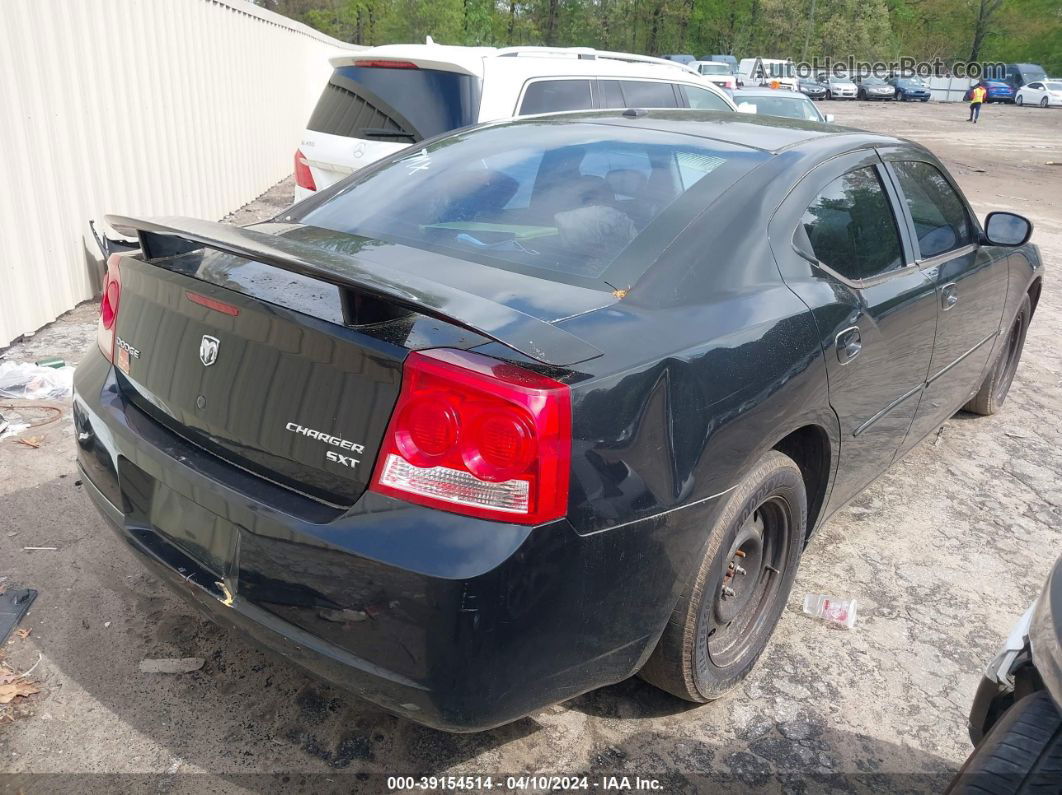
[969,0,1007,60]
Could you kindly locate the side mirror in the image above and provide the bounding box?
[984,211,1033,246]
[824,113,835,123]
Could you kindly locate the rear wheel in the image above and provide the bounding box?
[639,451,806,702]
[964,294,1031,416]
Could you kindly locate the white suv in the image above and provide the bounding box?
[294,43,737,201]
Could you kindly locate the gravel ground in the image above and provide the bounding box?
[0,102,1060,793]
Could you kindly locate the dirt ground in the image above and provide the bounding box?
[1,100,1060,793]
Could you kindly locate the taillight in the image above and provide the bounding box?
[96,254,122,362]
[370,349,571,525]
[294,149,316,192]
[354,60,419,69]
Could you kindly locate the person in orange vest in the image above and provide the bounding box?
[968,81,987,123]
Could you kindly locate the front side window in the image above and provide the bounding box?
[890,161,974,259]
[519,80,593,115]
[799,166,904,281]
[682,85,732,111]
[297,122,766,286]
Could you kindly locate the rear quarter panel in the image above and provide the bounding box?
[544,153,839,611]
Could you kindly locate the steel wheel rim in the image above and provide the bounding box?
[706,496,792,668]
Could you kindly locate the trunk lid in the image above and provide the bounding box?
[114,256,403,506]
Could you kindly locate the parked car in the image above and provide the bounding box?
[888,77,931,102]
[702,54,738,72]
[1004,62,1048,90]
[78,109,1041,731]
[693,60,737,91]
[818,74,858,99]
[1016,79,1062,107]
[733,88,833,122]
[661,54,696,65]
[947,556,1061,793]
[294,44,736,201]
[855,76,896,101]
[983,79,1016,103]
[966,80,1016,103]
[798,77,828,100]
[738,57,798,90]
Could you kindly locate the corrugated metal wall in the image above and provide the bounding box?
[0,0,360,346]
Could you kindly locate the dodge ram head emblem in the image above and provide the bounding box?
[199,335,220,367]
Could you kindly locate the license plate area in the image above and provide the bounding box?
[118,457,238,581]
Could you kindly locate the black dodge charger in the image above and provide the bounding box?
[74,110,1042,731]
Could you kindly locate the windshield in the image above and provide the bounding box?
[295,120,767,287]
[735,95,821,121]
[307,65,480,143]
[698,63,730,75]
[863,77,885,85]
[828,76,852,85]
[1046,82,1062,91]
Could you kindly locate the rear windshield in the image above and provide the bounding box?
[698,63,730,75]
[306,65,481,143]
[735,95,821,121]
[296,119,766,288]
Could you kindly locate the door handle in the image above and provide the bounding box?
[942,283,959,310]
[836,327,862,364]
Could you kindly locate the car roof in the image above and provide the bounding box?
[516,108,890,154]
[330,43,703,80]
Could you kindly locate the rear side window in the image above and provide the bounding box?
[890,161,974,259]
[681,86,731,111]
[519,80,593,115]
[799,166,904,281]
[306,65,480,143]
[619,81,679,108]
[297,122,767,287]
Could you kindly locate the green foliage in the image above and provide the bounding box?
[257,0,1061,74]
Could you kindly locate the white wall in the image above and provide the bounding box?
[0,0,360,346]
[928,76,976,103]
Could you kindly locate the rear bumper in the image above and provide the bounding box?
[72,353,671,731]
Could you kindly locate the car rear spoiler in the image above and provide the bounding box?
[104,215,603,368]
